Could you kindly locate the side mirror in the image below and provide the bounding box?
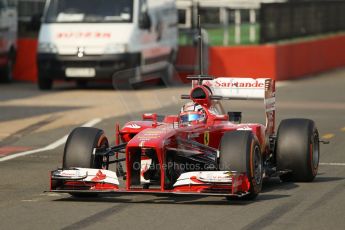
[139,12,151,30]
[30,14,42,31]
[142,113,157,121]
[228,112,242,123]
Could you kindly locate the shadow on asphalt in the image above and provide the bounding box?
[261,178,299,193]
[50,176,344,206]
[311,176,345,183]
[260,176,344,193]
[52,192,290,206]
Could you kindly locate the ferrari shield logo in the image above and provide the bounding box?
[204,131,210,145]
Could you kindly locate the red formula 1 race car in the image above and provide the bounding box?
[50,76,321,200]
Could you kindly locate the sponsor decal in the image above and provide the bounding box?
[187,132,200,139]
[204,131,210,146]
[91,170,107,182]
[56,32,112,39]
[59,171,79,177]
[125,124,142,129]
[204,79,265,88]
[237,126,252,131]
[200,173,230,180]
[138,129,164,139]
[197,172,232,183]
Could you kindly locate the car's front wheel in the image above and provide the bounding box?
[63,127,109,197]
[219,131,263,200]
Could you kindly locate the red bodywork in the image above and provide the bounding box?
[121,117,266,193]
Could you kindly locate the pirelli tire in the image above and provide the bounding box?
[276,119,320,182]
[63,127,109,197]
[63,127,109,169]
[219,131,263,200]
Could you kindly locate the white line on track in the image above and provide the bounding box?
[320,162,345,166]
[0,118,102,162]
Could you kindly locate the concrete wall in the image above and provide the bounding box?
[13,34,345,82]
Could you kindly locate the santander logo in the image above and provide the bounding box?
[204,79,265,88]
[56,32,112,39]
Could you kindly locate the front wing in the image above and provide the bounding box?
[50,168,251,198]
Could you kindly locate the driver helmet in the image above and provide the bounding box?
[179,102,206,126]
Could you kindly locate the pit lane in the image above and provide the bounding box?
[0,69,345,230]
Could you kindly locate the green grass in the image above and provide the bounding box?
[179,23,260,46]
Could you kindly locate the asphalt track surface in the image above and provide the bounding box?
[1,69,345,230]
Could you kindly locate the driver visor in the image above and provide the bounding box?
[180,113,201,123]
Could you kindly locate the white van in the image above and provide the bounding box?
[0,0,17,82]
[37,0,178,90]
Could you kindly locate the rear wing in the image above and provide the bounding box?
[203,78,276,134]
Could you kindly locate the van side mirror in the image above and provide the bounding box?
[139,12,151,30]
[30,14,42,31]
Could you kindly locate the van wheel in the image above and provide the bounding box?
[161,52,181,87]
[161,64,176,87]
[112,69,134,90]
[38,76,53,90]
[63,127,109,197]
[0,55,14,83]
[276,119,319,182]
[219,131,263,200]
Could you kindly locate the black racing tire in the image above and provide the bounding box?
[276,119,319,182]
[63,127,109,198]
[219,131,263,200]
[38,75,53,90]
[63,127,109,169]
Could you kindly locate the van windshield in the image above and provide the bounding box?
[44,0,133,23]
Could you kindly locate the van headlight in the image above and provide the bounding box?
[104,44,127,54]
[38,43,58,53]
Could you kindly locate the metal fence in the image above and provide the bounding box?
[260,1,345,43]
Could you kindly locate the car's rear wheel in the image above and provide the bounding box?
[276,119,319,182]
[219,131,263,200]
[63,127,109,197]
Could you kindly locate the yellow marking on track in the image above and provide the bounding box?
[322,133,335,139]
[341,127,345,132]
